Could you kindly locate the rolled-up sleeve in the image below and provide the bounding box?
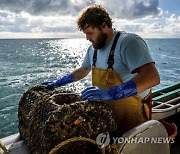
[121,35,154,73]
[82,46,92,69]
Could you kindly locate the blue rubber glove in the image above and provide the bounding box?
[42,73,74,87]
[80,80,137,101]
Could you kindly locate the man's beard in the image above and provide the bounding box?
[92,31,108,49]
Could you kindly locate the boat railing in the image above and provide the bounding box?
[152,82,180,120]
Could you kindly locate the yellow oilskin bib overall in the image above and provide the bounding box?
[92,32,152,134]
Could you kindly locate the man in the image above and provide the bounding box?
[43,5,160,133]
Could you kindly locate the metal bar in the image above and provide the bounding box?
[152,82,180,97]
[152,98,180,113]
[152,89,180,101]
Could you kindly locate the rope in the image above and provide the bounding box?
[49,137,103,154]
[0,140,10,154]
[49,137,120,154]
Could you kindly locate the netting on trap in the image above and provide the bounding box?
[18,85,118,154]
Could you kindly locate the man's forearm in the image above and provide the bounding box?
[133,63,160,93]
[71,66,91,81]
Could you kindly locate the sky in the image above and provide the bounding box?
[0,0,179,38]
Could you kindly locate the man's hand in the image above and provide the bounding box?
[42,73,74,87]
[80,86,114,101]
[80,80,137,101]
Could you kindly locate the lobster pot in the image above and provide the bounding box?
[18,85,117,154]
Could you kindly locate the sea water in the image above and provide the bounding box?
[0,38,179,138]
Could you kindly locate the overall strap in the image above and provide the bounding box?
[92,49,97,67]
[107,32,120,69]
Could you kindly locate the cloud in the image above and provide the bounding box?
[148,22,164,31]
[0,10,77,33]
[0,0,179,38]
[167,14,180,23]
[118,24,144,32]
[0,0,95,16]
[99,0,162,19]
[0,10,30,32]
[0,0,162,19]
[165,14,180,33]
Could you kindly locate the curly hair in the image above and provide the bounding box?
[77,4,113,31]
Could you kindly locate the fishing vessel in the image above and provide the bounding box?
[0,83,180,154]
